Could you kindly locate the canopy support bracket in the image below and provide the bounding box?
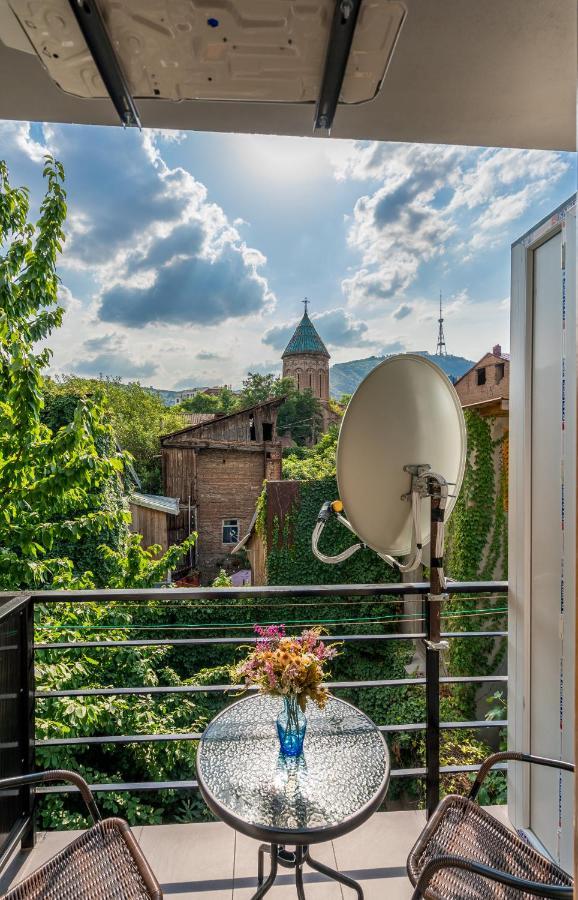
[68,0,141,128]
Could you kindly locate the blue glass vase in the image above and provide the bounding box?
[277,695,306,756]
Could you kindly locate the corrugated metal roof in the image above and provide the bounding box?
[131,493,180,515]
[282,311,330,358]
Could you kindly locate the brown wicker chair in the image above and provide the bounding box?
[407,751,574,899]
[0,770,162,899]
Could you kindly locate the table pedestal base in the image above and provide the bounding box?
[254,843,363,899]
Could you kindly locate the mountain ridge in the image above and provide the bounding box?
[329,351,474,398]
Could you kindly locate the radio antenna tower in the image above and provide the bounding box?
[436,291,447,356]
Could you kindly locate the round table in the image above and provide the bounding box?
[197,694,390,899]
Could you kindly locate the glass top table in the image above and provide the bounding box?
[197,694,390,899]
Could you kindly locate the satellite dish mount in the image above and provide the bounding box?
[312,462,449,590]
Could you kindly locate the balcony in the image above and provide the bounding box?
[1,582,508,897]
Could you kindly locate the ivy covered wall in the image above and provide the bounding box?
[446,409,508,582]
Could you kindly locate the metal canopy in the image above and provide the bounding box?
[0,0,575,150]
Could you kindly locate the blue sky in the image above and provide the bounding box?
[0,121,575,388]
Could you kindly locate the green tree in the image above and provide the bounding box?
[0,157,194,590]
[178,391,221,414]
[47,377,185,493]
[0,157,123,589]
[178,386,237,416]
[277,388,324,446]
[237,372,295,407]
[282,426,338,478]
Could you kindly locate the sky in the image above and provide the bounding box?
[0,120,575,389]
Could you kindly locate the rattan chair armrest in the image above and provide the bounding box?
[0,770,101,823]
[469,751,574,801]
[410,854,573,899]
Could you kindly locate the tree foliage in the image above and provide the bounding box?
[0,157,194,590]
[178,386,237,415]
[236,372,294,407]
[282,426,338,478]
[0,157,125,590]
[46,377,185,493]
[277,388,324,446]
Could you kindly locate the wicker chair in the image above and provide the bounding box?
[0,770,162,899]
[407,752,574,899]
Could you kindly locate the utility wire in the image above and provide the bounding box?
[35,605,507,632]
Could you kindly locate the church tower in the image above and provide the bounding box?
[282,300,330,402]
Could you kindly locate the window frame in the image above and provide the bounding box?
[222,518,240,545]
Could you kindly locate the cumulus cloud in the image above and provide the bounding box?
[2,124,274,329]
[196,350,225,360]
[263,308,372,352]
[245,360,282,376]
[69,334,158,380]
[336,141,571,308]
[99,235,268,328]
[393,303,413,320]
[380,340,406,355]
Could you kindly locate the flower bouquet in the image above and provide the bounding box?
[233,624,340,756]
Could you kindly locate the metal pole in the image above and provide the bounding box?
[424,483,446,818]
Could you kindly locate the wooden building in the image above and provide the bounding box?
[129,493,180,556]
[453,343,510,418]
[160,399,283,582]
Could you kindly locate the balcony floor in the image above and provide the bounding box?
[1,807,510,898]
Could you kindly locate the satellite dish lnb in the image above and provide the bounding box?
[312,354,466,587]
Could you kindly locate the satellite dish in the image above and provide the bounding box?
[312,354,466,580]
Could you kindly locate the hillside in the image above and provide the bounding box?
[330,352,474,398]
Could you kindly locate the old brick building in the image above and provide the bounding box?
[161,399,283,582]
[454,343,510,418]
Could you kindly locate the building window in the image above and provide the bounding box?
[249,416,256,441]
[222,519,239,544]
[495,362,505,383]
[262,422,273,441]
[477,367,486,386]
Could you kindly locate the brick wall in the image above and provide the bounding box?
[195,448,268,582]
[454,352,509,408]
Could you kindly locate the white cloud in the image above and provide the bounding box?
[336,141,572,309]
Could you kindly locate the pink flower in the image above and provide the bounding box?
[254,623,286,647]
[264,660,277,689]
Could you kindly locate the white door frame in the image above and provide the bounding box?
[508,199,576,851]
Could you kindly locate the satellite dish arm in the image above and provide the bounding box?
[311,502,365,565]
[311,497,423,571]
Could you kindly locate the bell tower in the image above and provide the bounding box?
[281,300,330,402]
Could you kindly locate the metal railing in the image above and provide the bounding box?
[0,581,507,868]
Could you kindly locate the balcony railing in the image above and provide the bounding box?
[0,581,507,871]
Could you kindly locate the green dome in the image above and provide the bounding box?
[282,311,330,358]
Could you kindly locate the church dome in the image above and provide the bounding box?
[282,309,330,359]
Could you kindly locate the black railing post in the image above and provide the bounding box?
[19,597,35,850]
[424,487,446,819]
[424,595,441,818]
